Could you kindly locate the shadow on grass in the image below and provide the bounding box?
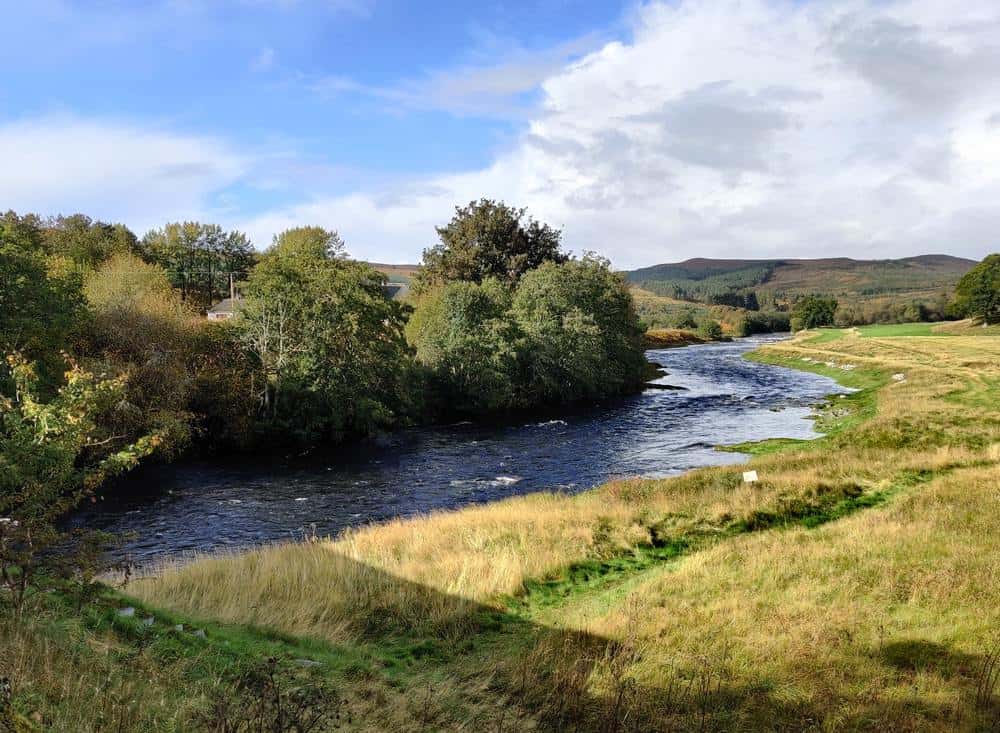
[92,550,1000,732]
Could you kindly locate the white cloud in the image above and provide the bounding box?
[246,0,1000,266]
[0,116,247,234]
[310,35,602,119]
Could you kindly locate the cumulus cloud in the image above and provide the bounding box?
[247,0,1000,267]
[0,116,246,233]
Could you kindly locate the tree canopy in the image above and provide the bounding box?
[238,234,414,441]
[408,256,646,413]
[954,253,1000,325]
[139,222,254,307]
[791,296,838,331]
[415,199,566,291]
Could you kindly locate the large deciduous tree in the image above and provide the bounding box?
[415,199,566,291]
[0,212,83,384]
[408,256,647,413]
[238,229,414,441]
[82,253,199,455]
[512,256,647,404]
[954,253,1000,325]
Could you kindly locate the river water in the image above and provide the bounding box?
[72,335,847,562]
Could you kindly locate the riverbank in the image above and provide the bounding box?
[4,327,999,731]
[71,335,836,562]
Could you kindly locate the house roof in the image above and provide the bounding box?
[207,297,241,314]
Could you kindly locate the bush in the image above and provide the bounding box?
[696,318,723,340]
[791,296,838,331]
[82,254,198,456]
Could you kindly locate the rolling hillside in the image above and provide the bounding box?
[627,255,976,306]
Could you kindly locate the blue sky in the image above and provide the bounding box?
[2,0,625,212]
[2,0,999,266]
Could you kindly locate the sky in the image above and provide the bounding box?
[2,0,999,268]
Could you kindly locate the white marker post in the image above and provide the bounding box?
[743,470,758,484]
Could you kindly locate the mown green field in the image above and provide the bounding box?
[4,324,999,732]
[808,321,968,343]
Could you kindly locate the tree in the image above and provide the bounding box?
[0,355,159,616]
[0,213,83,383]
[697,318,723,340]
[791,296,838,331]
[408,256,648,413]
[42,214,137,269]
[954,254,1000,324]
[139,222,254,307]
[406,279,521,413]
[82,254,199,455]
[269,226,346,261]
[512,256,647,403]
[415,199,566,291]
[238,235,413,441]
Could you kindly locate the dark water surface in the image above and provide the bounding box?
[73,336,848,561]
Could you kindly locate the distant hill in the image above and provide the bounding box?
[627,255,976,311]
[368,263,421,285]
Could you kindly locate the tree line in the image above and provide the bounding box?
[1,200,648,457]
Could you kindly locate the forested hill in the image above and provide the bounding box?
[627,255,977,309]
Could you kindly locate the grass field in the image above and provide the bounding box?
[806,320,997,343]
[4,326,999,731]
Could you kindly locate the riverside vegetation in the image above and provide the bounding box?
[2,320,998,731]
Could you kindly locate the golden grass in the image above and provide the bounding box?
[643,328,707,348]
[130,331,1000,730]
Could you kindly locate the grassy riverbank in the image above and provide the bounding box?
[4,325,999,731]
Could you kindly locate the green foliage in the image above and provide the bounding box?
[139,222,254,308]
[408,257,646,413]
[238,233,415,442]
[415,199,566,291]
[406,279,519,413]
[269,225,346,261]
[696,318,723,340]
[0,355,159,616]
[791,296,838,331]
[512,257,646,403]
[81,254,200,456]
[954,253,1000,324]
[732,311,790,336]
[41,214,137,269]
[0,212,84,384]
[631,263,774,305]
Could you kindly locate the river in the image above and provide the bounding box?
[71,335,848,562]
